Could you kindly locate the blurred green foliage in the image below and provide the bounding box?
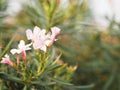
[1,0,120,90]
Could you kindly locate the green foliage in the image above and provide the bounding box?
[0,43,93,90]
[0,0,8,17]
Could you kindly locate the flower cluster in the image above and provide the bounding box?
[26,26,60,52]
[0,26,60,66]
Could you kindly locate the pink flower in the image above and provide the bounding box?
[26,26,61,52]
[51,27,61,38]
[26,26,50,52]
[10,40,31,55]
[26,26,41,40]
[46,27,61,46]
[1,54,14,66]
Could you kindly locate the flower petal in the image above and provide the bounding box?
[1,54,13,66]
[40,45,46,52]
[26,29,33,40]
[34,26,41,35]
[10,49,21,54]
[25,43,32,50]
[18,40,25,49]
[51,27,61,36]
[33,40,41,49]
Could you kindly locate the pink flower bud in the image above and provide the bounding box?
[1,54,14,67]
[51,27,61,38]
[21,51,28,62]
[22,50,26,59]
[47,27,61,46]
[17,55,20,65]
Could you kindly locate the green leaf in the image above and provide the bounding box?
[49,77,94,89]
[46,63,61,72]
[69,84,95,89]
[0,72,23,84]
[0,35,16,59]
[103,69,116,90]
[49,76,73,86]
[47,47,55,66]
[32,81,56,86]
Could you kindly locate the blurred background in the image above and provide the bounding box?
[1,0,120,90]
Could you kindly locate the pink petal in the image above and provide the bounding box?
[10,40,31,55]
[1,55,13,66]
[51,27,61,36]
[33,26,41,36]
[25,43,32,50]
[45,40,51,46]
[18,40,25,49]
[40,45,47,52]
[26,29,33,40]
[10,49,20,54]
[33,40,41,49]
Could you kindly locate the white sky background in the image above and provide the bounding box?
[6,0,27,15]
[7,0,120,27]
[89,0,120,26]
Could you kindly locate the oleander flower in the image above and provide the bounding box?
[51,27,61,38]
[1,54,14,66]
[26,26,50,52]
[46,27,61,46]
[10,40,31,55]
[26,26,61,52]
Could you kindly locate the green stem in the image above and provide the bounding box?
[23,85,28,90]
[37,52,47,76]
